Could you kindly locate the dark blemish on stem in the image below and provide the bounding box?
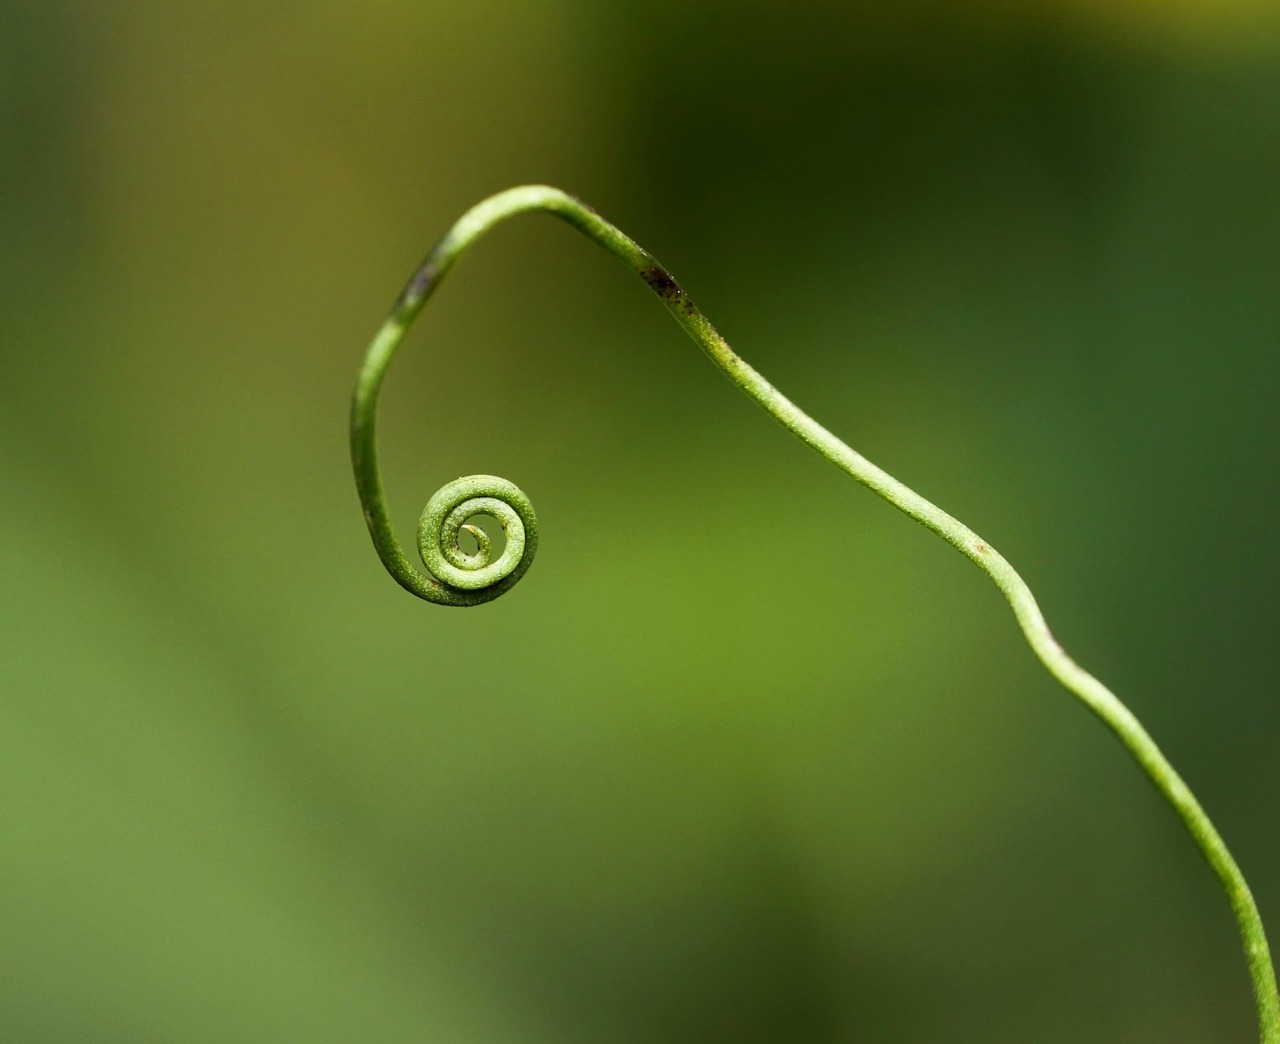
[681,299,696,317]
[400,261,440,308]
[642,263,683,300]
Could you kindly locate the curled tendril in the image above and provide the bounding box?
[351,185,1278,1041]
[418,475,536,594]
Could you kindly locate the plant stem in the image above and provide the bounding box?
[351,184,1279,1040]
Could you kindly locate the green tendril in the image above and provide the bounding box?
[350,184,1278,1040]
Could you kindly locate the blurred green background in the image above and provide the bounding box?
[2,2,1278,1041]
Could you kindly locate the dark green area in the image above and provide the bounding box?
[1,2,1276,1040]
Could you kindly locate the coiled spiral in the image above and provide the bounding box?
[417,475,537,598]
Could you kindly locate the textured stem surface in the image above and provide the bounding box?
[351,184,1278,1040]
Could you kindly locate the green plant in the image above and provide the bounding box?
[350,184,1278,1040]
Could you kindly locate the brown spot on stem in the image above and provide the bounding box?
[400,261,440,307]
[642,263,683,300]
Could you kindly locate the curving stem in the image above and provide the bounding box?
[350,184,1278,1039]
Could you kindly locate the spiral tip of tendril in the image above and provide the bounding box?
[416,474,538,597]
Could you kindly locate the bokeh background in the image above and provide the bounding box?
[2,2,1278,1041]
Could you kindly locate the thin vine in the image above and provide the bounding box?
[350,184,1278,1041]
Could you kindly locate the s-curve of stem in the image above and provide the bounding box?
[350,184,1278,1041]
